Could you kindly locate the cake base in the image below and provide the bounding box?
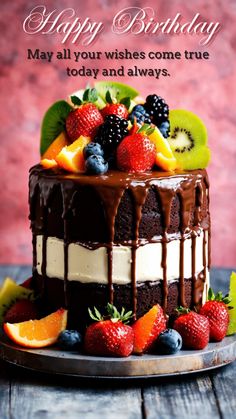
[0,333,235,379]
[33,271,207,331]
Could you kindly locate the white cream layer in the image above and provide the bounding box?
[36,232,208,285]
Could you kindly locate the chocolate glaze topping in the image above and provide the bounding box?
[29,164,210,317]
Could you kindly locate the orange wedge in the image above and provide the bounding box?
[3,308,67,348]
[40,158,58,169]
[148,127,177,171]
[155,153,177,171]
[56,135,90,173]
[42,132,70,160]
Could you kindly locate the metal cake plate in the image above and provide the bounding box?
[0,334,236,379]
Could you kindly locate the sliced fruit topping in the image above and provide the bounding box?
[95,115,129,161]
[0,277,34,326]
[117,132,156,173]
[56,136,90,173]
[199,288,230,342]
[42,131,70,160]
[132,304,166,354]
[3,308,67,348]
[227,272,236,336]
[168,109,210,170]
[66,102,103,141]
[40,158,58,169]
[173,308,209,350]
[94,81,139,102]
[4,299,39,324]
[58,330,83,351]
[148,127,177,171]
[155,329,182,355]
[84,304,134,357]
[40,101,72,156]
[144,94,169,127]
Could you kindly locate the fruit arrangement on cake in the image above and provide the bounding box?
[1,81,235,357]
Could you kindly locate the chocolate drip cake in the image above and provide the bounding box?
[30,166,210,330]
[29,81,211,331]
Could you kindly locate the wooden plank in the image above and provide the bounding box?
[210,362,236,419]
[10,374,142,419]
[0,360,10,419]
[142,375,221,419]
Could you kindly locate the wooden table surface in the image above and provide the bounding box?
[0,265,235,419]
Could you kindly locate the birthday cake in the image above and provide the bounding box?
[28,81,211,331]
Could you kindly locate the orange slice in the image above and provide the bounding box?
[42,132,70,160]
[40,158,58,169]
[56,136,90,173]
[155,153,178,172]
[148,127,177,171]
[3,308,67,348]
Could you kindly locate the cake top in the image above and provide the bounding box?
[39,81,211,176]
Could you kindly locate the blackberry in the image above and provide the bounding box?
[144,94,169,126]
[95,115,128,159]
[129,105,151,125]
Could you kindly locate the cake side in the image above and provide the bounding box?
[29,165,210,329]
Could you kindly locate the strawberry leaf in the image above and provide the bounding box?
[105,90,113,104]
[71,96,82,106]
[120,97,131,109]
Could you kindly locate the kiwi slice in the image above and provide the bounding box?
[0,277,34,325]
[94,81,139,102]
[168,109,211,170]
[40,101,72,156]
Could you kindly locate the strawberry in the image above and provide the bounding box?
[66,103,103,141]
[101,103,128,119]
[117,133,156,172]
[199,289,230,342]
[132,305,166,354]
[4,299,38,324]
[20,277,33,289]
[84,304,134,357]
[173,308,209,350]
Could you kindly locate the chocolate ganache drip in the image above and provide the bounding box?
[29,165,210,317]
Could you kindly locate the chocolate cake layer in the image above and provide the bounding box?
[29,165,210,319]
[33,273,207,332]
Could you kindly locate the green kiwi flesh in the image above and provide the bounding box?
[40,101,72,155]
[0,278,34,325]
[168,109,210,170]
[94,81,139,102]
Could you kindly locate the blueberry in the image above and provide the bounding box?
[84,142,104,159]
[129,104,151,125]
[156,329,182,355]
[85,155,108,174]
[159,121,170,139]
[58,330,83,351]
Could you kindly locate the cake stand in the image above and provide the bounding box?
[0,333,235,379]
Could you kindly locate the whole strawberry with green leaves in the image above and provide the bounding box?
[84,304,134,357]
[199,288,231,342]
[66,88,104,140]
[101,90,130,119]
[173,307,210,350]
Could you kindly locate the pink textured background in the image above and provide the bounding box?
[0,0,236,267]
